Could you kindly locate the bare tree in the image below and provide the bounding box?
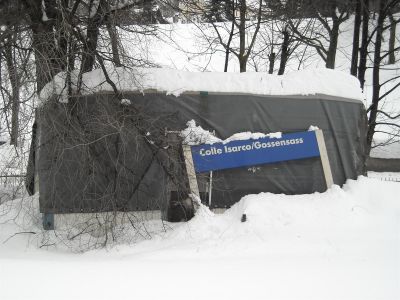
[351,0,362,76]
[358,0,370,89]
[0,0,186,249]
[1,31,20,146]
[175,0,264,72]
[289,0,351,69]
[1,25,34,147]
[365,0,400,153]
[387,11,397,64]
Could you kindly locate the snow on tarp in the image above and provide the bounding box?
[39,67,364,105]
[179,121,323,158]
[180,120,282,145]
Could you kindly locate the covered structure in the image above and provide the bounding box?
[27,68,367,219]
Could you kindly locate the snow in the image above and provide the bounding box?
[370,141,400,159]
[308,125,320,131]
[180,120,282,145]
[0,176,399,299]
[41,0,49,22]
[120,98,131,105]
[368,171,400,181]
[39,67,364,105]
[180,120,221,145]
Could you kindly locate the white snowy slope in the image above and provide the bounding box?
[0,177,399,300]
[39,67,363,104]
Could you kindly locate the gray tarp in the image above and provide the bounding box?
[34,92,367,213]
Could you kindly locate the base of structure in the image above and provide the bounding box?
[42,213,54,230]
[42,210,162,233]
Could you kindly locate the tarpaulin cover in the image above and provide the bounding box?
[33,92,367,213]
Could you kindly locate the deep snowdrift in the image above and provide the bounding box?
[0,176,399,300]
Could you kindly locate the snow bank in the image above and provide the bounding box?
[0,176,399,300]
[39,67,364,105]
[163,176,399,246]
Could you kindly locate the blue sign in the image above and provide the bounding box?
[191,131,320,173]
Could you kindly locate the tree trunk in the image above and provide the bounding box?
[351,0,362,76]
[32,23,61,92]
[224,3,235,72]
[366,0,386,154]
[104,0,121,67]
[239,0,247,72]
[326,22,339,69]
[278,29,290,75]
[239,56,247,72]
[19,0,69,93]
[80,23,100,73]
[358,0,369,90]
[56,0,70,72]
[106,18,122,67]
[3,34,20,146]
[23,0,63,92]
[388,13,396,65]
[81,0,103,73]
[268,52,275,74]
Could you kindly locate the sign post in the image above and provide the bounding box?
[314,130,334,189]
[182,144,200,203]
[182,130,334,203]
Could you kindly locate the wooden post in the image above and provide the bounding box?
[208,171,213,207]
[182,145,200,202]
[315,130,334,189]
[208,130,216,208]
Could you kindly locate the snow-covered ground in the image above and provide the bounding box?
[0,176,399,300]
